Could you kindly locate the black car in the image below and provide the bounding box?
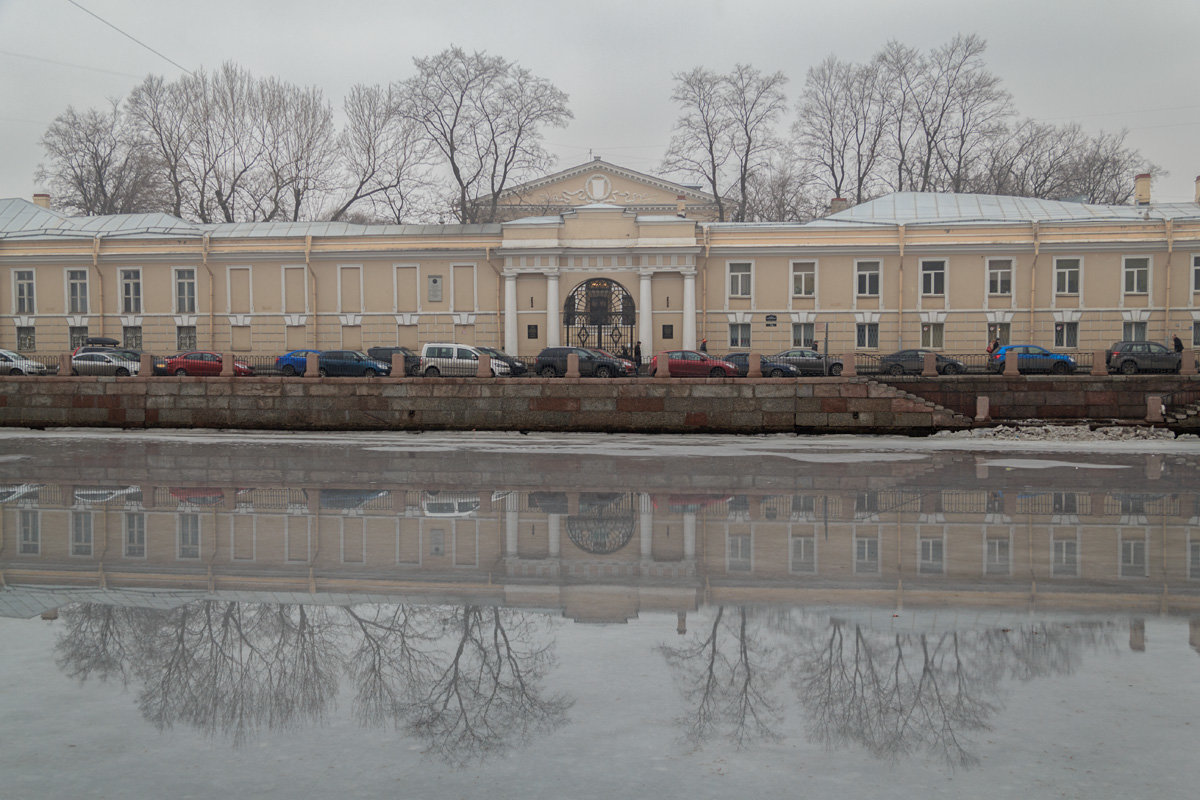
[878,349,965,375]
[770,348,844,376]
[722,352,800,378]
[366,346,421,376]
[534,346,629,378]
[476,346,528,376]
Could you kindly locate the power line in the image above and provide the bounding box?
[64,0,191,75]
[0,48,143,79]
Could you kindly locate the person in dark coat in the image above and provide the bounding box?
[1174,334,1184,353]
[633,341,642,366]
[699,338,707,352]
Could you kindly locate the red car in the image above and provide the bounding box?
[648,349,738,377]
[165,351,254,376]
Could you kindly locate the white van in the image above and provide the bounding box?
[419,343,510,377]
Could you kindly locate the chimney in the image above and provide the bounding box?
[32,193,50,209]
[675,195,687,217]
[1134,173,1151,206]
[829,197,850,215]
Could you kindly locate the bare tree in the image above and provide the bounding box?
[400,47,572,224]
[36,101,168,216]
[1063,128,1161,204]
[741,156,823,222]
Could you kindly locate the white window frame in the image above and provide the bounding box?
[920,322,944,348]
[729,322,750,348]
[789,534,817,574]
[1055,321,1079,348]
[124,512,146,559]
[13,269,35,314]
[855,260,880,297]
[282,264,311,314]
[984,533,1011,576]
[1054,257,1080,296]
[174,267,197,314]
[987,322,1011,346]
[920,259,945,296]
[792,322,814,348]
[918,534,945,575]
[66,268,89,314]
[1119,534,1148,579]
[727,532,752,571]
[854,534,879,574]
[1193,321,1200,348]
[1122,256,1150,296]
[71,511,93,557]
[791,260,816,298]
[727,262,752,299]
[987,258,1012,296]
[1051,533,1080,577]
[1193,254,1200,293]
[120,268,142,314]
[1123,321,1148,342]
[856,322,879,349]
[337,263,365,314]
[226,266,253,314]
[18,509,39,555]
[178,513,201,559]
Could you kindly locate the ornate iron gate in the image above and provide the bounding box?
[563,278,636,353]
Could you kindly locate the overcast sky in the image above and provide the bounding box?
[2,0,1198,208]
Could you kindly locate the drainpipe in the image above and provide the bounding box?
[305,235,315,349]
[201,232,214,348]
[1029,221,1039,339]
[1163,219,1174,341]
[896,224,905,349]
[92,235,104,337]
[701,224,710,343]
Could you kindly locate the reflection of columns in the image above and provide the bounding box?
[546,271,561,347]
[1130,618,1146,652]
[639,270,653,353]
[683,512,696,559]
[1190,618,1200,653]
[682,269,697,350]
[639,493,653,559]
[504,272,518,354]
[548,515,561,558]
[505,508,518,557]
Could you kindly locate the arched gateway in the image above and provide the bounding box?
[562,278,636,352]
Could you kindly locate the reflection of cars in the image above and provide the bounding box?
[648,350,737,377]
[534,347,630,378]
[651,494,733,513]
[420,490,481,517]
[770,348,843,376]
[71,351,139,376]
[165,351,254,376]
[476,346,528,377]
[420,343,511,377]
[74,486,143,504]
[722,352,800,378]
[366,346,421,376]
[1105,341,1183,374]
[0,348,49,375]
[316,351,390,377]
[988,345,1076,374]
[319,489,390,509]
[275,349,320,376]
[879,349,965,375]
[0,483,43,504]
[169,487,228,505]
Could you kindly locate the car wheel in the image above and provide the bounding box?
[828,363,843,376]
[363,368,376,378]
[942,363,962,375]
[9,368,23,375]
[1052,361,1072,375]
[709,367,725,377]
[115,367,130,377]
[887,363,904,375]
[1119,360,1138,375]
[281,364,296,377]
[71,369,79,376]
[769,368,784,378]
[318,367,328,377]
[538,365,558,378]
[174,368,188,376]
[595,365,612,379]
[424,366,440,378]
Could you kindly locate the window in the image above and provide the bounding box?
[918,536,944,575]
[175,268,196,313]
[985,536,1010,575]
[123,326,142,350]
[19,510,39,555]
[856,261,879,296]
[662,324,674,340]
[1193,321,1200,348]
[855,322,878,349]
[987,322,1010,346]
[728,262,751,298]
[791,261,815,297]
[987,259,1012,295]
[1194,255,1200,292]
[68,269,88,314]
[124,513,145,558]
[729,323,750,348]
[1052,536,1078,577]
[921,260,945,295]
[854,536,878,573]
[1190,539,1200,579]
[1052,492,1078,514]
[121,269,142,313]
[176,325,197,350]
[178,514,200,559]
[72,512,93,557]
[1120,536,1146,578]
[16,327,35,351]
[1123,321,1147,341]
[728,534,752,571]
[14,270,35,313]
[1055,258,1079,295]
[527,324,538,339]
[1054,321,1078,348]
[69,326,88,349]
[792,322,814,348]
[429,529,445,556]
[790,535,816,573]
[1123,257,1149,294]
[920,323,944,348]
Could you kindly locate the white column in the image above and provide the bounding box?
[504,271,518,354]
[639,492,653,559]
[683,512,696,559]
[548,515,561,558]
[546,271,561,347]
[639,270,653,355]
[682,268,697,350]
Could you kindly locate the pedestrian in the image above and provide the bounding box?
[986,338,1000,354]
[1174,334,1184,353]
[699,338,707,352]
[633,341,642,366]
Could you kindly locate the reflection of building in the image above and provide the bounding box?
[4,164,1200,356]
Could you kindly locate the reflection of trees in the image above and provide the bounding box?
[659,606,783,747]
[792,620,1114,767]
[54,601,569,762]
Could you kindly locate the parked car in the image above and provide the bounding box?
[770,348,844,376]
[71,351,139,376]
[275,349,321,376]
[316,350,390,377]
[648,350,738,377]
[165,351,254,377]
[988,344,1076,374]
[878,349,965,375]
[534,346,630,378]
[722,352,800,378]
[366,346,421,376]
[420,343,511,377]
[72,344,142,361]
[1105,341,1183,374]
[0,348,49,375]
[589,347,638,375]
[476,346,529,376]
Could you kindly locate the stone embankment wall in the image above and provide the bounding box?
[0,376,970,434]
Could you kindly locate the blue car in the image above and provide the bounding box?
[274,349,390,377]
[988,345,1076,374]
[275,349,321,376]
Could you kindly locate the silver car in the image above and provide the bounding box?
[71,351,140,376]
[0,348,49,375]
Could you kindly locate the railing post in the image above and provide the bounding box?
[565,353,581,378]
[390,354,407,379]
[476,354,492,378]
[139,353,154,377]
[304,352,319,377]
[220,353,235,377]
[841,353,856,377]
[655,352,671,378]
[747,352,762,378]
[1004,349,1020,375]
[1183,350,1198,376]
[975,396,991,422]
[1146,395,1164,423]
[922,351,937,377]
[59,353,72,376]
[1091,350,1108,376]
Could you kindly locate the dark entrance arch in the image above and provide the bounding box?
[563,278,636,352]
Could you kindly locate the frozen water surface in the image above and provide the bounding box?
[0,430,1197,799]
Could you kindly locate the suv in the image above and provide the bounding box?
[987,344,1076,374]
[420,343,511,377]
[534,346,629,378]
[1106,341,1182,374]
